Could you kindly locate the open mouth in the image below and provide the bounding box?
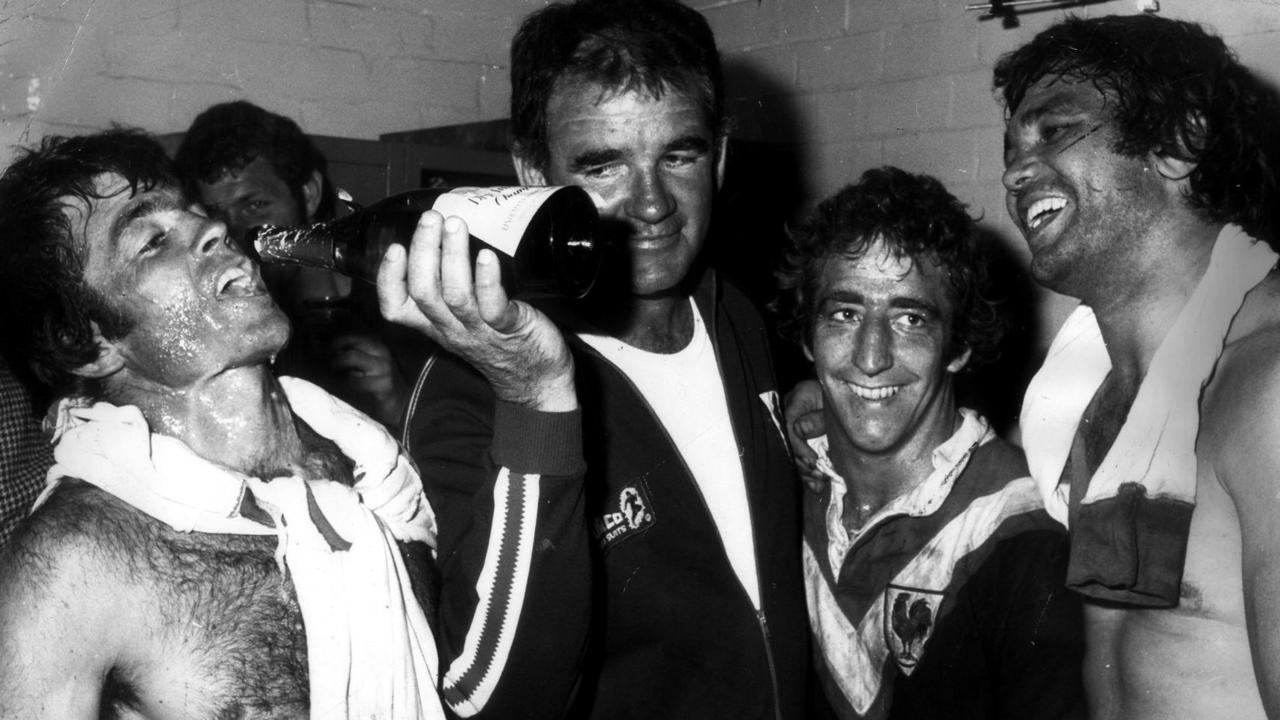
[1025,196,1067,231]
[850,383,900,401]
[215,266,265,298]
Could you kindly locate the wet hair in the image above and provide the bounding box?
[173,100,336,222]
[0,128,179,395]
[510,0,725,172]
[773,166,1003,367]
[994,14,1280,246]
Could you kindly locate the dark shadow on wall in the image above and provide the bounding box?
[711,56,812,390]
[957,225,1043,439]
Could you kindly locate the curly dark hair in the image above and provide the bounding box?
[0,128,178,395]
[510,0,725,173]
[173,100,336,222]
[993,14,1280,246]
[773,166,1004,367]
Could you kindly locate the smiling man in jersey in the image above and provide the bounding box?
[775,166,1083,720]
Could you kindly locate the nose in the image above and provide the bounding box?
[1002,145,1041,194]
[624,166,676,225]
[854,318,893,377]
[195,216,237,257]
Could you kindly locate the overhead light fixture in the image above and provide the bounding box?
[964,0,1157,28]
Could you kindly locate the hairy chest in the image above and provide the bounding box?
[111,530,310,719]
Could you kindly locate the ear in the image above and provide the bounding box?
[512,154,548,186]
[301,169,324,222]
[1150,153,1197,186]
[1150,111,1204,186]
[802,337,814,363]
[713,134,728,190]
[946,346,972,375]
[71,321,126,380]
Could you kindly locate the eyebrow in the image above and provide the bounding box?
[1013,93,1090,130]
[665,135,712,154]
[568,148,625,173]
[819,290,941,315]
[566,134,713,173]
[109,192,183,245]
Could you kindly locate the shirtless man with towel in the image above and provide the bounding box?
[0,129,587,719]
[997,14,1280,720]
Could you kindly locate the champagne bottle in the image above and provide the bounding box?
[246,185,603,300]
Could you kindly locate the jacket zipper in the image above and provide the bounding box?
[757,609,784,720]
[580,277,785,718]
[704,276,785,720]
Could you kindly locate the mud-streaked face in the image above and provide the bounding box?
[1002,75,1166,295]
[808,239,969,459]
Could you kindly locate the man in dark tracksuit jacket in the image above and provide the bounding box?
[400,1,811,717]
[406,271,808,719]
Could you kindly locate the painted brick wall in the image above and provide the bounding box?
[0,0,529,165]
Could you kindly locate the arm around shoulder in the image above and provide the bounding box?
[991,526,1086,720]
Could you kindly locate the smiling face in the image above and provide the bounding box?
[516,81,722,299]
[73,173,288,389]
[1002,75,1169,297]
[807,239,969,460]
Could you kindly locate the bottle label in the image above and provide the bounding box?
[431,186,560,257]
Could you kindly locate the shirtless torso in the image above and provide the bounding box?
[0,422,429,720]
[1073,270,1280,720]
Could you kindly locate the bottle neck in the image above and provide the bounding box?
[251,223,340,272]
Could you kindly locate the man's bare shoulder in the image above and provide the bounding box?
[1201,269,1280,489]
[0,480,151,597]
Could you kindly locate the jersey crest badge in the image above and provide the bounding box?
[884,584,944,675]
[593,481,656,551]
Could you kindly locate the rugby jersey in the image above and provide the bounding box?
[804,410,1084,720]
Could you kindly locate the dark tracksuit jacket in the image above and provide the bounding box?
[402,392,591,719]
[405,271,810,720]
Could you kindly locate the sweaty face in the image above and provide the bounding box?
[197,155,306,243]
[1001,76,1167,295]
[807,239,968,459]
[74,174,289,389]
[533,83,720,298]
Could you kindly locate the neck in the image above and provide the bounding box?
[827,400,963,526]
[101,364,304,475]
[610,293,695,353]
[1083,221,1220,385]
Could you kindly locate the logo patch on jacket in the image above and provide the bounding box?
[884,584,944,675]
[592,481,656,550]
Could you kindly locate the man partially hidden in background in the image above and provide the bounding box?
[175,100,418,429]
[775,167,1082,719]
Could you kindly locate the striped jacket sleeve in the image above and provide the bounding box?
[405,350,590,720]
